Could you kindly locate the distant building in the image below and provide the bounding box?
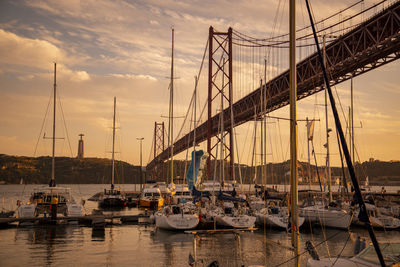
[77,134,84,159]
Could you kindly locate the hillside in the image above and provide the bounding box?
[0,154,399,185]
[0,154,141,184]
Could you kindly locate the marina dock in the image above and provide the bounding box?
[0,214,151,226]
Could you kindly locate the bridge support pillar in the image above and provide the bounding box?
[207,26,234,183]
[153,122,165,181]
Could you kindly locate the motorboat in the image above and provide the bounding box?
[139,187,164,210]
[171,184,193,205]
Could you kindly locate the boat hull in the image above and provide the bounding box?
[256,213,305,230]
[99,198,126,209]
[155,213,199,230]
[140,198,163,210]
[216,214,256,229]
[353,213,400,229]
[300,207,351,229]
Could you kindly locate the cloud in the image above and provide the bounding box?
[110,73,157,81]
[0,0,398,164]
[0,28,65,69]
[18,74,35,81]
[0,29,90,82]
[70,70,90,82]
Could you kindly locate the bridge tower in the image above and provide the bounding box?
[153,122,165,180]
[207,26,234,182]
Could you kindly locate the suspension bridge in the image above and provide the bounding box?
[147,1,400,179]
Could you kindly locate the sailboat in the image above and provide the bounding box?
[299,61,352,229]
[154,29,199,230]
[213,194,256,229]
[351,203,400,229]
[155,202,199,230]
[307,242,400,267]
[256,198,305,230]
[17,63,84,222]
[207,56,255,230]
[98,97,126,209]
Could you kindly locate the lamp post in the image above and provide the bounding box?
[137,137,144,191]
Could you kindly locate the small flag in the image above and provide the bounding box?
[307,120,315,141]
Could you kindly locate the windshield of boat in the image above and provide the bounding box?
[31,191,71,203]
[356,243,400,265]
[145,193,160,197]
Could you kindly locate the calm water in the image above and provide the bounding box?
[0,184,399,266]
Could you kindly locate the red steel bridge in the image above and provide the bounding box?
[147,1,400,178]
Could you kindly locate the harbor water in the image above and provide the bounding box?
[1,184,399,266]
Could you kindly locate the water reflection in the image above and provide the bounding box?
[15,225,76,266]
[92,228,105,241]
[151,229,192,266]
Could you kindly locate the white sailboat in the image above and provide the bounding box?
[256,199,305,230]
[300,202,352,229]
[211,202,256,229]
[17,63,83,222]
[155,203,199,230]
[307,243,400,267]
[351,203,400,230]
[298,58,352,229]
[154,28,200,230]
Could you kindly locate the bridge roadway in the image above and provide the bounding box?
[147,1,400,170]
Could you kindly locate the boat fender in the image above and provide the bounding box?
[188,253,195,266]
[207,260,219,267]
[354,236,362,255]
[305,240,319,260]
[360,238,366,252]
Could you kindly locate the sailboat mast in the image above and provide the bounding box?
[260,79,264,185]
[112,96,116,186]
[193,76,197,182]
[289,0,299,265]
[306,117,312,189]
[351,77,355,164]
[220,59,225,185]
[51,62,57,185]
[323,35,332,202]
[305,1,385,265]
[170,27,174,185]
[263,59,267,184]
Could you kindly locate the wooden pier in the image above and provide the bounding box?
[0,213,151,227]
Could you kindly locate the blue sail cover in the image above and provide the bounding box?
[185,150,204,190]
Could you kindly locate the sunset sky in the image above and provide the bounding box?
[0,0,399,168]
